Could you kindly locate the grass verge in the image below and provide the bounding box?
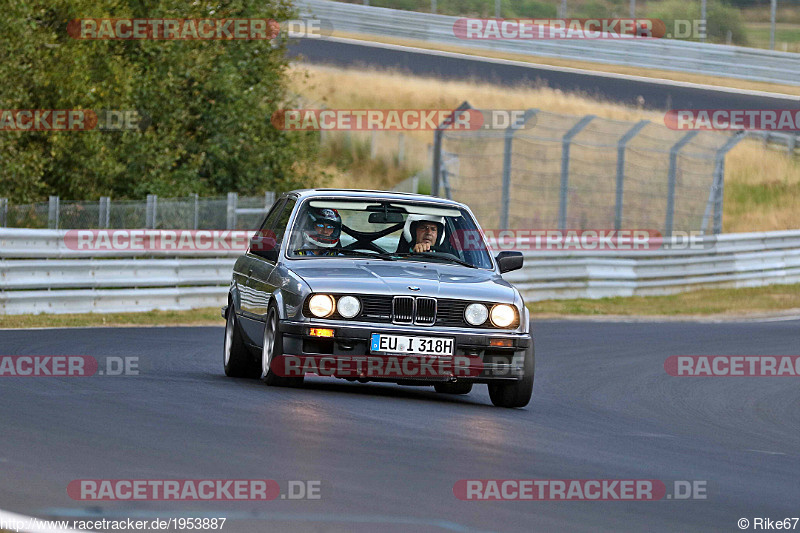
[0,308,222,329]
[1,285,798,328]
[528,283,800,318]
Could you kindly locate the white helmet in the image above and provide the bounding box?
[402,214,446,246]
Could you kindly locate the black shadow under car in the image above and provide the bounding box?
[222,189,533,408]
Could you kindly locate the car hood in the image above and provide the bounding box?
[288,259,517,303]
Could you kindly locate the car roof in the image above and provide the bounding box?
[287,188,467,207]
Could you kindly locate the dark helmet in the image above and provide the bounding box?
[303,207,341,248]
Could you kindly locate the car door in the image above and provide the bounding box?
[241,197,297,345]
[237,197,286,343]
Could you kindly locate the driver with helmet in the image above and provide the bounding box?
[396,214,454,254]
[295,207,342,256]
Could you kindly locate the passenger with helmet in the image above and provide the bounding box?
[396,214,456,255]
[295,207,342,256]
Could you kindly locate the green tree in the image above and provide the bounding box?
[0,0,315,202]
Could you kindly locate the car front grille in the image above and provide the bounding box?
[304,295,515,328]
[414,297,437,325]
[392,296,414,324]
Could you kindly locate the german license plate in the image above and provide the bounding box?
[370,333,454,356]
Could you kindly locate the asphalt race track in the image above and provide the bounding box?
[289,37,800,113]
[1,320,798,532]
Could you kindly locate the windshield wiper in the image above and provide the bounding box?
[395,252,477,269]
[293,248,396,261]
[333,249,398,261]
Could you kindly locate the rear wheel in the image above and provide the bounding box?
[488,343,534,408]
[434,381,473,395]
[223,306,259,378]
[261,307,304,387]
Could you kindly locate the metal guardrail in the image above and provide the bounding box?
[502,230,800,300]
[1,228,799,314]
[747,131,800,157]
[297,0,800,86]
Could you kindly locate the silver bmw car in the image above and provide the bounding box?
[222,188,533,408]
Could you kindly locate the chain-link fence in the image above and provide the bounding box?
[432,102,744,235]
[0,192,276,230]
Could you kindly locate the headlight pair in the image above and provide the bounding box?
[465,303,517,328]
[308,294,360,319]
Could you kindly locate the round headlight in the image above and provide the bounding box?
[490,304,516,328]
[308,294,335,318]
[464,303,488,326]
[337,295,361,318]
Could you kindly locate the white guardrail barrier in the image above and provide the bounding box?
[1,228,799,315]
[296,0,800,86]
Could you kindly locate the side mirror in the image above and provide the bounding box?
[250,235,279,263]
[496,251,523,274]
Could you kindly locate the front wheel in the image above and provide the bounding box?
[261,307,304,387]
[223,306,259,378]
[488,343,534,408]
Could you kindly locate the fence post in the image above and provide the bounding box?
[192,193,199,230]
[432,128,443,197]
[432,101,471,198]
[495,0,501,18]
[500,109,538,229]
[0,198,7,228]
[99,196,110,228]
[664,131,699,237]
[558,115,595,230]
[710,132,745,234]
[431,0,436,14]
[146,194,158,229]
[227,192,238,230]
[265,190,275,209]
[398,133,405,164]
[48,195,60,230]
[615,120,649,231]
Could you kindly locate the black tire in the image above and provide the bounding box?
[261,306,304,388]
[434,381,473,395]
[488,342,534,408]
[223,305,260,378]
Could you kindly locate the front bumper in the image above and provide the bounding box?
[277,320,531,383]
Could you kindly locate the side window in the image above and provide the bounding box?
[255,198,286,238]
[249,198,285,257]
[272,199,296,250]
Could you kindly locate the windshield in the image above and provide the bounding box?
[287,199,494,269]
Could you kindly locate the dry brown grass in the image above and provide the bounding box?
[291,64,800,231]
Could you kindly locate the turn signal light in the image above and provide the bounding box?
[309,328,335,338]
[489,338,513,347]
